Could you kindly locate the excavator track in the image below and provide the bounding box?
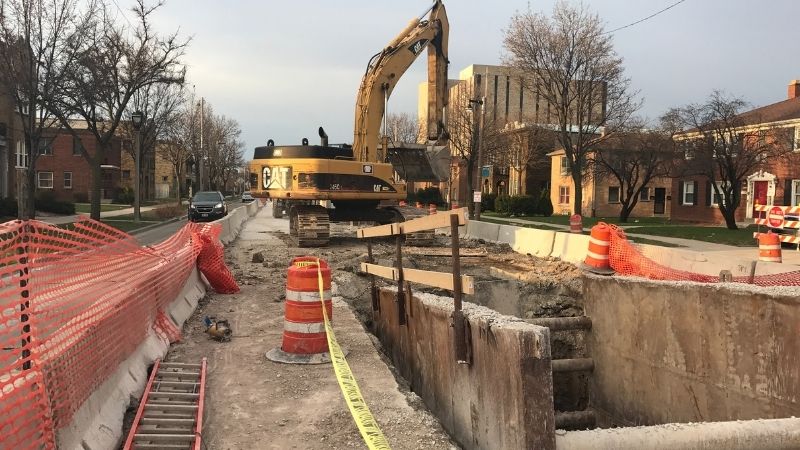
[290,204,330,247]
[392,205,436,246]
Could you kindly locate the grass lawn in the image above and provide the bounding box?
[627,237,685,248]
[100,219,160,232]
[626,225,759,247]
[75,203,131,213]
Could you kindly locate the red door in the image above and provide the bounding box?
[753,181,768,218]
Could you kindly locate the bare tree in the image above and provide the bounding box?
[665,91,791,229]
[385,112,420,144]
[503,1,639,215]
[591,126,676,222]
[121,81,187,187]
[447,84,504,217]
[0,0,93,218]
[52,0,187,219]
[499,123,555,196]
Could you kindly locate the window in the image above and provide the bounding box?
[122,170,131,180]
[710,182,724,207]
[37,171,53,189]
[560,156,570,176]
[64,172,73,189]
[73,136,83,155]
[682,181,695,205]
[640,187,650,202]
[608,186,620,203]
[793,127,800,152]
[792,180,800,206]
[683,142,695,160]
[559,186,570,204]
[162,176,168,182]
[38,139,52,156]
[15,140,27,168]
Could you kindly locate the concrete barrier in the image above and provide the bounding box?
[583,275,800,427]
[505,227,556,258]
[635,243,792,277]
[373,288,555,450]
[550,232,590,264]
[217,201,263,245]
[56,267,207,450]
[464,221,500,241]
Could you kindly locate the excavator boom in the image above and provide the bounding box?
[352,0,449,162]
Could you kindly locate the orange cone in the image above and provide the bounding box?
[581,223,615,275]
[758,232,782,263]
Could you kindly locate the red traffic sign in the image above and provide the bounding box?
[768,206,785,228]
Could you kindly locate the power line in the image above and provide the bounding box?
[603,0,688,34]
[109,0,134,28]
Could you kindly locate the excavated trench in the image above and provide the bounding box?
[324,230,590,422]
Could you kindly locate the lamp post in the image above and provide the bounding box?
[467,98,485,220]
[131,111,144,222]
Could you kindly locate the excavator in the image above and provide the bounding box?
[248,0,449,246]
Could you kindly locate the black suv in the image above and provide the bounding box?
[189,191,227,222]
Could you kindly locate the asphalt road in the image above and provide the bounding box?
[133,218,189,245]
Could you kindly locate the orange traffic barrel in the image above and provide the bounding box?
[266,257,339,364]
[758,232,782,263]
[429,203,437,215]
[581,223,615,275]
[569,214,583,234]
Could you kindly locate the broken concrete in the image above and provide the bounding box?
[373,288,556,450]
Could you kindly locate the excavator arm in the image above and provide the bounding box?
[352,0,449,163]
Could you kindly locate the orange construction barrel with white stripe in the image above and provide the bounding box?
[266,257,341,364]
[758,232,782,263]
[569,214,583,234]
[429,203,437,215]
[582,223,615,275]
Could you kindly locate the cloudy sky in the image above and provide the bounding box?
[142,0,798,158]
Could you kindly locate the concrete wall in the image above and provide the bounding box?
[583,275,800,427]
[373,288,555,450]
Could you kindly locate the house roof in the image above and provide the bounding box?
[735,96,800,125]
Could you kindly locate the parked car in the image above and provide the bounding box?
[241,191,255,203]
[189,191,227,222]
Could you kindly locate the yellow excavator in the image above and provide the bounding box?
[249,0,449,246]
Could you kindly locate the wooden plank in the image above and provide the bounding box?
[356,223,397,238]
[356,208,468,238]
[359,263,475,295]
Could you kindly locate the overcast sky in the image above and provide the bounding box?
[143,0,798,158]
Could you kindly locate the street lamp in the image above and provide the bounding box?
[131,111,145,222]
[467,98,485,220]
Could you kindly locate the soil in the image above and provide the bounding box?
[122,206,593,447]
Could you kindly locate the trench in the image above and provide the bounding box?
[327,234,592,428]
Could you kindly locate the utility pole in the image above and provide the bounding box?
[131,111,144,222]
[199,97,204,191]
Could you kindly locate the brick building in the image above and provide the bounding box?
[548,147,672,219]
[671,80,800,224]
[120,143,156,200]
[35,128,123,202]
[419,64,606,206]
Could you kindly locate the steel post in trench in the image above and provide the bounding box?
[451,214,468,363]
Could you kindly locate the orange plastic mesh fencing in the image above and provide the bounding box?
[607,225,800,287]
[0,218,217,449]
[197,232,240,294]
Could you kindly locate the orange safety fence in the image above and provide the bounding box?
[0,218,227,449]
[606,224,800,287]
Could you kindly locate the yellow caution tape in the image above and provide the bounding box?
[315,258,391,450]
